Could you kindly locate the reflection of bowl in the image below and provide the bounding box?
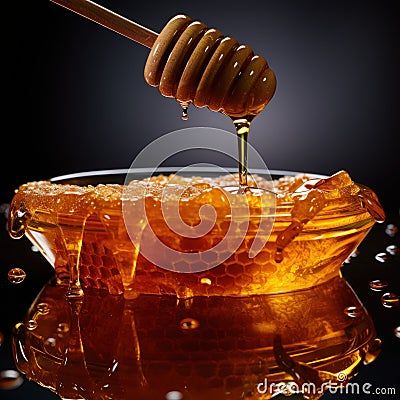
[8,168,384,298]
[13,275,381,400]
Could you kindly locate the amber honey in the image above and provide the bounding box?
[8,169,384,299]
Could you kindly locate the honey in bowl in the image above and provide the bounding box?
[8,168,384,299]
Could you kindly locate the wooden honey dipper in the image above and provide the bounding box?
[50,0,276,120]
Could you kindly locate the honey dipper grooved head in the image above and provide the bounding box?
[144,15,276,119]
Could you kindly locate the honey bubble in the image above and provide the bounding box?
[180,318,200,330]
[7,268,26,284]
[375,252,391,263]
[368,280,389,291]
[26,320,37,331]
[381,293,399,308]
[165,391,184,400]
[0,369,24,390]
[344,305,363,318]
[386,244,399,256]
[394,326,400,339]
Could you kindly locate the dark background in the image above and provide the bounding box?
[1,0,399,399]
[3,0,399,210]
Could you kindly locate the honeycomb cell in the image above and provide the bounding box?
[226,263,244,276]
[216,275,235,289]
[235,251,253,267]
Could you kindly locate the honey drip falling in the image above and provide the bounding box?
[233,117,253,192]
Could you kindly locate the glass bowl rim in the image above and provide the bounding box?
[50,167,328,183]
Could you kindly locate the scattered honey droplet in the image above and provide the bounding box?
[200,278,212,285]
[394,326,400,339]
[0,369,24,390]
[363,338,382,365]
[369,280,389,291]
[37,302,50,315]
[381,292,399,308]
[385,223,398,237]
[44,337,57,348]
[7,268,26,284]
[0,203,9,218]
[344,305,363,318]
[343,251,358,264]
[180,318,200,330]
[165,391,184,400]
[343,249,360,264]
[386,244,399,256]
[350,249,360,258]
[57,322,70,335]
[26,319,37,331]
[375,252,391,263]
[31,245,40,252]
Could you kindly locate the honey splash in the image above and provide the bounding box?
[12,275,380,400]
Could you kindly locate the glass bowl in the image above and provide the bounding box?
[8,167,384,299]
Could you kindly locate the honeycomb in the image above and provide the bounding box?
[8,170,384,296]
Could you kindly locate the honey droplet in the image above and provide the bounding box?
[394,326,400,339]
[57,322,70,335]
[369,280,389,291]
[44,337,57,349]
[37,302,50,315]
[344,305,363,318]
[343,250,358,264]
[386,244,399,256]
[7,268,26,284]
[165,391,184,400]
[180,318,200,330]
[385,223,398,237]
[0,332,4,347]
[0,203,9,218]
[375,252,391,263]
[26,320,37,331]
[0,369,24,390]
[350,249,360,258]
[200,277,212,285]
[181,107,189,120]
[381,292,399,308]
[179,101,190,121]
